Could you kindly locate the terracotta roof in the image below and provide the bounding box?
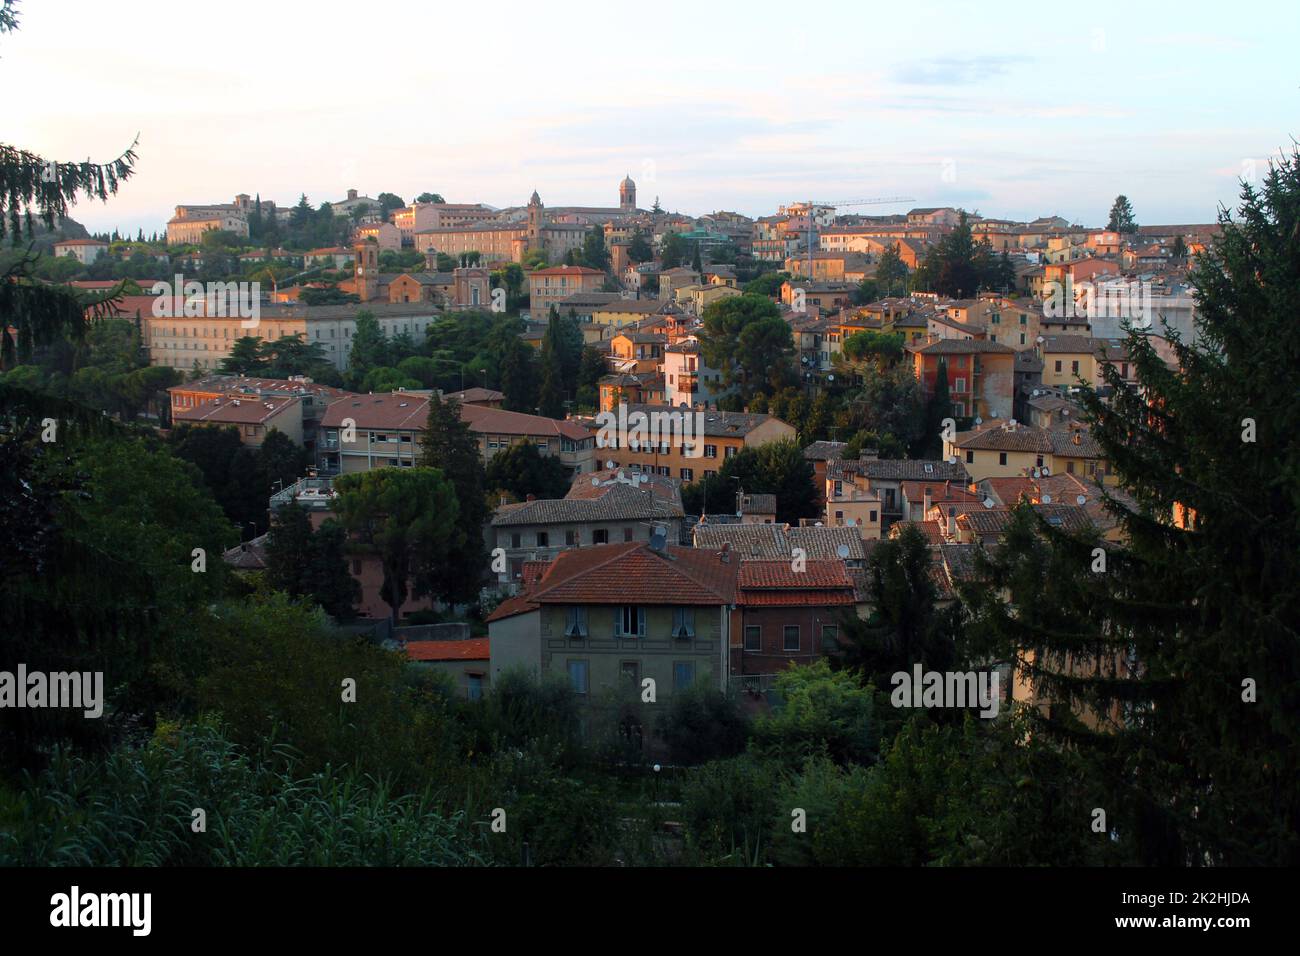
[891,520,945,544]
[485,591,541,623]
[460,403,592,442]
[909,338,1015,355]
[737,559,854,590]
[529,541,736,606]
[529,265,604,277]
[404,638,490,662]
[321,393,431,431]
[174,396,301,426]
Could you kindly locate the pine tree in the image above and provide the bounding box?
[965,150,1300,864]
[1106,194,1138,233]
[417,394,489,605]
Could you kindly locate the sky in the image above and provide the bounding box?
[5,0,1297,236]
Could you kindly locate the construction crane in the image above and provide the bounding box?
[798,195,915,280]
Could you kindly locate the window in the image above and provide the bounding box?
[680,468,693,482]
[783,625,800,652]
[567,660,589,695]
[617,605,645,637]
[834,480,843,497]
[565,530,579,546]
[965,450,974,463]
[467,674,483,701]
[565,606,588,638]
[673,661,696,691]
[1035,455,1044,468]
[869,510,878,523]
[744,625,761,651]
[672,607,695,639]
[821,624,839,654]
[620,661,640,685]
[536,532,549,548]
[954,377,966,393]
[623,527,634,542]
[1054,360,1063,373]
[704,444,717,459]
[593,529,609,544]
[1071,360,1080,375]
[724,446,737,458]
[510,533,521,549]
[998,452,1008,466]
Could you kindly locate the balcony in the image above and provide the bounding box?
[270,476,337,511]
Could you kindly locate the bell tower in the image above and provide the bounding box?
[619,175,636,213]
[353,241,378,301]
[527,190,544,252]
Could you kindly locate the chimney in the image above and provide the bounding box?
[526,494,536,502]
[347,189,358,201]
[923,488,932,516]
[718,541,731,563]
[946,506,957,538]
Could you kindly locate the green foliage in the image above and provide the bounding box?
[742,271,791,297]
[679,754,780,863]
[331,467,459,625]
[0,719,486,866]
[681,437,818,525]
[698,293,794,398]
[417,395,489,605]
[751,661,880,767]
[264,504,359,621]
[655,681,749,765]
[1106,194,1138,233]
[483,439,572,501]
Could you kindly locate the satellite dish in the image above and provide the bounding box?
[590,477,600,486]
[1042,494,1052,504]
[836,544,850,559]
[1032,468,1041,478]
[1076,495,1086,505]
[947,456,957,464]
[605,460,615,469]
[616,469,624,480]
[974,417,982,426]
[1041,465,1050,476]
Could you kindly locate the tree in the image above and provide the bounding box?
[875,243,909,296]
[691,240,704,274]
[575,347,607,410]
[627,228,652,263]
[834,525,959,694]
[964,152,1300,864]
[579,227,610,273]
[347,310,389,386]
[417,395,489,605]
[498,338,538,412]
[742,271,790,297]
[1106,194,1138,233]
[917,357,954,458]
[659,231,686,269]
[332,468,459,626]
[681,438,818,525]
[415,192,445,204]
[847,363,925,454]
[698,294,794,399]
[377,192,406,220]
[483,441,571,501]
[264,502,359,621]
[219,336,264,375]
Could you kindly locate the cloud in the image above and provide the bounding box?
[892,55,1035,86]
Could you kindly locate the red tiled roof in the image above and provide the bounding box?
[531,542,736,606]
[740,589,855,607]
[174,396,301,426]
[736,559,854,590]
[459,402,592,442]
[529,265,604,276]
[404,638,489,662]
[485,592,540,623]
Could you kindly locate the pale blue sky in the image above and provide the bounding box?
[5,0,1296,235]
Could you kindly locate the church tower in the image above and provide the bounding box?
[619,175,636,213]
[353,241,378,301]
[527,189,544,252]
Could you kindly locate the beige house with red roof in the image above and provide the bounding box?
[528,265,606,312]
[172,394,304,447]
[318,393,596,476]
[53,238,108,264]
[486,539,738,698]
